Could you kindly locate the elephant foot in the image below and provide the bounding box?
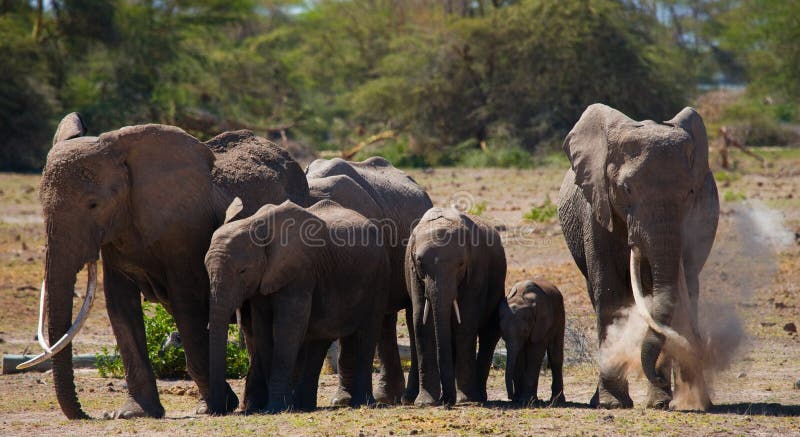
[549,393,566,407]
[197,385,239,415]
[374,381,404,405]
[243,394,269,414]
[457,391,486,404]
[331,387,352,407]
[401,387,419,406]
[266,398,292,414]
[106,396,165,419]
[591,387,633,409]
[413,390,441,407]
[512,394,539,407]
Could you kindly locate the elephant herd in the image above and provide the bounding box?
[21,102,719,419]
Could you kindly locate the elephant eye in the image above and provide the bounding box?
[689,189,695,196]
[87,201,98,210]
[239,267,247,274]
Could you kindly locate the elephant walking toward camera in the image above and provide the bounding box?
[406,207,506,406]
[25,114,308,419]
[499,279,565,406]
[205,199,390,414]
[557,104,719,410]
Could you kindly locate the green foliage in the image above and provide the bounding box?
[96,302,249,379]
[723,190,747,202]
[468,201,487,216]
[523,197,558,222]
[713,170,740,185]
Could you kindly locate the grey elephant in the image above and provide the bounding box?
[406,207,506,406]
[205,199,390,414]
[306,157,433,405]
[499,279,565,406]
[557,104,719,409]
[23,113,308,419]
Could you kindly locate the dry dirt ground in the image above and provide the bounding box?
[0,149,799,435]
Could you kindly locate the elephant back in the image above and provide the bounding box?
[206,130,310,217]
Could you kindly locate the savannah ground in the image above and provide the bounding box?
[0,149,799,435]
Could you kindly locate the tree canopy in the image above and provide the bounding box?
[0,0,797,170]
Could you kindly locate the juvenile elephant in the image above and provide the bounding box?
[24,114,308,419]
[205,199,390,414]
[306,157,433,404]
[406,207,506,406]
[557,104,719,410]
[499,279,565,406]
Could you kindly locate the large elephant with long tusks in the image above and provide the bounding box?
[24,113,309,419]
[557,104,719,410]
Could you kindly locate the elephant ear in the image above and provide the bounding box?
[102,124,216,246]
[664,107,709,175]
[224,197,244,224]
[563,104,630,232]
[53,113,88,145]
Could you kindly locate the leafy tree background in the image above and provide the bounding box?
[1,0,798,170]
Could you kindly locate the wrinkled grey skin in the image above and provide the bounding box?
[406,207,506,406]
[557,104,719,409]
[499,279,565,406]
[205,200,390,414]
[38,113,308,419]
[306,157,433,405]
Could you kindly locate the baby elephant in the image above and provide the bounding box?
[499,279,565,406]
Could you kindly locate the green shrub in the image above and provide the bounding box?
[523,197,558,222]
[723,190,747,202]
[468,201,487,216]
[459,146,534,168]
[714,170,741,185]
[96,303,250,379]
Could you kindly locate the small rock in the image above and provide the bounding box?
[784,322,797,334]
[793,380,800,390]
[737,372,747,379]
[602,414,614,422]
[765,386,772,392]
[760,322,776,327]
[410,430,419,435]
[106,382,114,387]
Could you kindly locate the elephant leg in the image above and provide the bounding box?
[267,290,311,413]
[523,343,546,405]
[242,296,273,412]
[475,326,500,403]
[331,340,354,407]
[374,312,405,405]
[547,333,566,405]
[104,266,164,419]
[594,299,634,409]
[294,339,331,411]
[169,291,238,415]
[340,330,377,407]
[402,308,420,405]
[454,329,479,403]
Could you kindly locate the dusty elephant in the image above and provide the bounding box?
[305,157,433,405]
[499,279,565,406]
[406,207,506,406]
[557,104,719,410]
[205,199,390,414]
[24,114,309,419]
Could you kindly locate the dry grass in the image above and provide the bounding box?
[1,151,799,435]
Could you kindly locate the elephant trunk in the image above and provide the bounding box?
[427,277,456,406]
[207,281,238,415]
[631,247,694,388]
[505,342,518,401]
[43,242,92,419]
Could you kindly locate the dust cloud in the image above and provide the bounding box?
[598,200,791,410]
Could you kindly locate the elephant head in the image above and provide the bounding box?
[27,113,219,419]
[408,207,474,405]
[563,104,714,390]
[204,199,321,414]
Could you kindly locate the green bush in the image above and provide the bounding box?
[96,303,249,379]
[723,190,747,202]
[468,201,487,216]
[523,197,558,222]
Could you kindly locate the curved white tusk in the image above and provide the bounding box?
[36,280,52,352]
[422,299,430,325]
[17,262,98,370]
[629,250,694,358]
[453,300,461,324]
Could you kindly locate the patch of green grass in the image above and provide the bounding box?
[468,201,487,216]
[714,170,741,184]
[523,197,557,222]
[723,190,747,202]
